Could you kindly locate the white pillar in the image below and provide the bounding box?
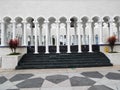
[45,20,49,53]
[67,20,71,53]
[99,22,103,44]
[39,26,42,46]
[110,21,114,36]
[23,22,27,46]
[1,21,5,46]
[77,21,82,53]
[34,21,39,54]
[31,27,34,46]
[88,22,92,52]
[12,21,16,39]
[56,20,60,53]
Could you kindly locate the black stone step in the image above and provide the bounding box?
[16,52,112,69]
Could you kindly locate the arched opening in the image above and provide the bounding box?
[70,17,78,46]
[103,16,110,43]
[26,17,35,46]
[81,16,89,45]
[3,16,12,46]
[37,17,45,46]
[15,17,23,46]
[92,16,99,44]
[59,17,67,46]
[114,16,120,42]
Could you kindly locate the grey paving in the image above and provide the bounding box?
[88,85,114,90]
[16,77,44,88]
[10,74,33,82]
[81,71,104,78]
[105,72,120,80]
[0,76,7,84]
[46,75,69,84]
[70,76,96,86]
[0,69,120,90]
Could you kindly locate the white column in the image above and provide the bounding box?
[39,26,42,46]
[110,21,114,36]
[45,20,49,53]
[56,20,60,53]
[23,22,27,46]
[34,21,39,54]
[31,27,34,46]
[77,21,82,53]
[67,20,71,53]
[99,22,103,44]
[88,22,92,52]
[12,21,16,39]
[1,21,5,46]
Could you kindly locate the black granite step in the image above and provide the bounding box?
[16,52,112,69]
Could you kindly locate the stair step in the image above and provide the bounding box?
[16,52,112,69]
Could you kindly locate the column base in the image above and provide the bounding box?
[56,51,60,53]
[78,51,82,53]
[67,51,71,53]
[89,50,93,52]
[34,52,39,54]
[45,51,49,54]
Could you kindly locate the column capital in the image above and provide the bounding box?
[55,20,60,23]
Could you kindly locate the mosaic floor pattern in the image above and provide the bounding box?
[0,68,120,90]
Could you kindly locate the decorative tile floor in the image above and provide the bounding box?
[0,66,120,90]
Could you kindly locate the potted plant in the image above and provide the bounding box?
[107,35,117,53]
[9,38,20,55]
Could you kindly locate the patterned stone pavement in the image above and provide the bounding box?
[0,66,120,90]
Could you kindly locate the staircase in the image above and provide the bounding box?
[16,52,113,69]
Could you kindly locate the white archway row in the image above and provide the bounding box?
[0,16,120,54]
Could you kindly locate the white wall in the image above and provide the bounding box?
[0,0,120,20]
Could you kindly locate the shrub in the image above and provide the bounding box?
[9,39,19,54]
[107,36,117,52]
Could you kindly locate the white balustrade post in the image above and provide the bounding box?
[23,21,27,46]
[45,20,49,53]
[67,20,71,53]
[110,21,114,36]
[88,22,92,52]
[56,20,60,53]
[99,22,103,44]
[34,21,39,54]
[39,26,42,46]
[12,21,16,39]
[31,27,34,46]
[77,21,82,53]
[1,21,5,46]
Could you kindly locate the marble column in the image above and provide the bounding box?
[77,21,82,53]
[34,21,39,54]
[12,21,16,39]
[23,21,27,46]
[88,22,92,52]
[39,26,42,46]
[1,21,5,46]
[56,20,60,53]
[45,20,49,53]
[31,27,34,46]
[67,20,71,53]
[99,22,103,44]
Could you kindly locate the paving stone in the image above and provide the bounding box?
[7,89,19,90]
[81,71,104,78]
[16,77,44,88]
[0,76,8,84]
[105,72,120,80]
[9,74,34,82]
[88,85,114,90]
[70,76,96,86]
[46,75,69,84]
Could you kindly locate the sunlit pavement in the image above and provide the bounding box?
[0,66,120,90]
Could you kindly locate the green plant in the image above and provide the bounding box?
[107,36,117,53]
[9,39,19,54]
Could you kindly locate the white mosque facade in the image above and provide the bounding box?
[0,0,120,55]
